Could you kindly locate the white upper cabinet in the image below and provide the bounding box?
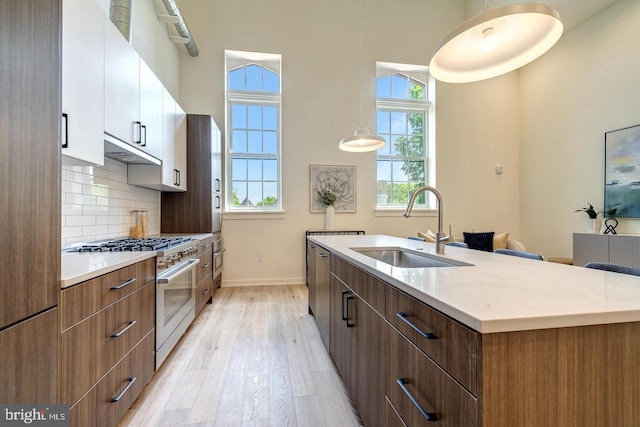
[174,99,187,191]
[104,20,140,146]
[139,59,163,159]
[61,0,105,166]
[128,89,187,192]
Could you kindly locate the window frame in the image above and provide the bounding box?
[225,53,283,214]
[375,66,434,211]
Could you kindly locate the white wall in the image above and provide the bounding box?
[519,0,640,259]
[179,0,522,286]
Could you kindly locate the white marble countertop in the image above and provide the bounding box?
[61,233,213,288]
[308,234,640,334]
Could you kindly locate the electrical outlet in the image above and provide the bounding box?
[257,254,264,263]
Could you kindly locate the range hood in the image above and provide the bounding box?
[104,133,161,166]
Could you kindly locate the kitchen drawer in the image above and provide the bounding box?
[196,274,213,314]
[61,282,155,405]
[61,258,155,330]
[197,237,213,257]
[385,395,408,427]
[69,332,154,427]
[387,324,477,427]
[330,254,385,315]
[386,285,479,395]
[196,251,213,285]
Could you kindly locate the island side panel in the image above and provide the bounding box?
[480,322,640,427]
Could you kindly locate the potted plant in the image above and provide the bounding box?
[574,203,619,233]
[318,190,337,230]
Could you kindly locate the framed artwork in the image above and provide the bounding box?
[310,165,357,213]
[605,124,640,218]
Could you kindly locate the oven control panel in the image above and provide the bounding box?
[157,245,198,273]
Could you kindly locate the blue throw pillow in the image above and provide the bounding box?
[463,232,495,252]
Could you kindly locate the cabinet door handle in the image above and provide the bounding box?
[345,295,355,328]
[61,113,69,148]
[110,278,136,290]
[215,178,221,192]
[341,290,349,321]
[174,169,179,186]
[141,124,147,146]
[111,320,137,338]
[396,378,438,422]
[308,244,317,249]
[203,288,210,295]
[203,263,210,268]
[134,121,142,144]
[318,252,329,258]
[396,312,437,340]
[216,195,221,209]
[111,377,137,402]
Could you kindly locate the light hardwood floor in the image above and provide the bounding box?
[118,285,362,427]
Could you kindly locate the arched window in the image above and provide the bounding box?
[376,65,432,208]
[226,52,282,211]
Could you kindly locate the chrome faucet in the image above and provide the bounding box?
[403,186,448,254]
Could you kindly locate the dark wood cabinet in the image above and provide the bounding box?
[329,255,386,427]
[161,114,222,234]
[307,240,331,350]
[0,308,58,404]
[0,0,61,405]
[387,323,477,427]
[0,0,61,328]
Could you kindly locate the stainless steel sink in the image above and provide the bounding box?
[351,247,473,268]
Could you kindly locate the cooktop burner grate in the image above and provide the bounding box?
[67,237,193,253]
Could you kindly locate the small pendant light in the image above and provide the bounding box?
[339,0,386,152]
[429,1,563,83]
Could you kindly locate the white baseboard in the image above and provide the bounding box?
[221,277,306,288]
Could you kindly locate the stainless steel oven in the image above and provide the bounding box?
[213,236,224,282]
[155,246,199,368]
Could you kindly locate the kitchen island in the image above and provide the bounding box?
[308,234,640,427]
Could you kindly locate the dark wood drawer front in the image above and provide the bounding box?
[331,254,385,315]
[387,324,477,427]
[386,285,478,395]
[196,274,213,314]
[61,283,155,405]
[69,332,154,427]
[198,237,213,256]
[61,258,155,330]
[196,251,212,285]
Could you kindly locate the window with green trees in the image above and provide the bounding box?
[226,52,282,210]
[376,72,430,207]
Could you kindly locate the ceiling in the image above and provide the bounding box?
[469,0,623,32]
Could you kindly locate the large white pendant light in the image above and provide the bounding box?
[429,2,563,83]
[339,0,386,152]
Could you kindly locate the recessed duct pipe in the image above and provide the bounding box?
[110,0,132,41]
[160,0,199,57]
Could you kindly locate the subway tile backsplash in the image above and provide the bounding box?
[61,158,160,247]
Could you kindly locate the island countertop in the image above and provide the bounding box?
[308,234,640,333]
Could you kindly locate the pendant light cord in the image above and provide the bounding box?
[358,0,364,125]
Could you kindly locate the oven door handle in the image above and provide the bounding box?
[213,248,226,257]
[157,258,200,285]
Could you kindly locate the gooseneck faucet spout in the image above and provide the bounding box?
[403,186,448,254]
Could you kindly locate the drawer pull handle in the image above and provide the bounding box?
[396,312,437,340]
[111,320,137,338]
[110,278,136,290]
[203,288,210,295]
[111,377,137,402]
[318,252,329,258]
[345,295,355,328]
[396,378,438,422]
[203,263,210,268]
[341,290,349,321]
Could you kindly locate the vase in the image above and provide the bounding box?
[586,218,602,234]
[324,205,335,230]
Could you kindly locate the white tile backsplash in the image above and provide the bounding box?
[61,158,160,247]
